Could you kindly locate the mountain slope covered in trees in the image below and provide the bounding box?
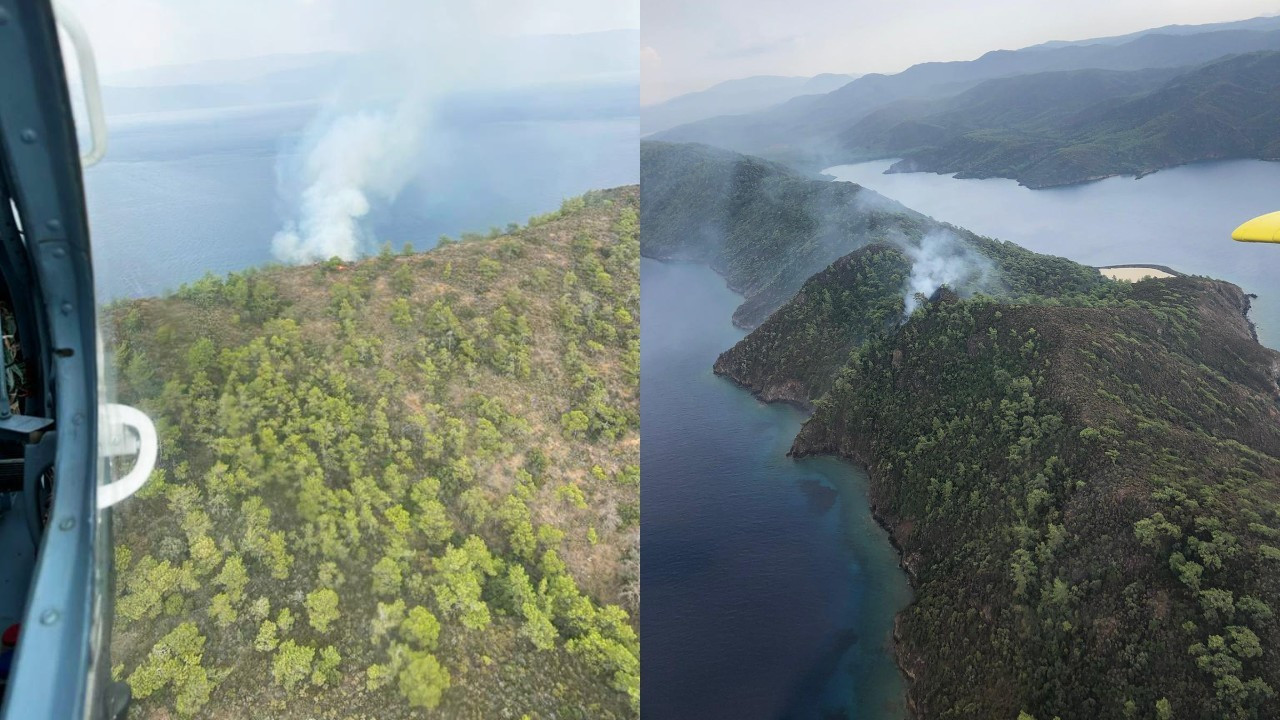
[641,141,1103,328]
[640,140,927,328]
[665,144,1280,717]
[782,276,1280,719]
[1027,14,1280,50]
[711,237,1111,407]
[107,187,640,719]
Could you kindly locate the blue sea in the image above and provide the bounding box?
[84,88,638,301]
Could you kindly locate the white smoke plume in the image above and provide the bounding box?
[272,98,428,263]
[269,0,636,264]
[901,229,991,316]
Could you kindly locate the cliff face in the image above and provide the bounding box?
[787,276,1280,720]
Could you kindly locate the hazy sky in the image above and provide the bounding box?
[60,0,640,77]
[642,0,1280,104]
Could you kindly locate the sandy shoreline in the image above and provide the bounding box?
[1097,265,1176,282]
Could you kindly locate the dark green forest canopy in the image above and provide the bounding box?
[720,238,1280,717]
[788,278,1280,719]
[107,186,640,719]
[713,239,1109,407]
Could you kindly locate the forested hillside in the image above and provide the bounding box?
[642,141,1104,328]
[106,187,640,719]
[834,67,1182,167]
[640,141,927,328]
[646,138,1280,718]
[788,277,1280,719]
[713,245,912,406]
[713,239,1106,406]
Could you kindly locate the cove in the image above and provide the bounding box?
[641,258,912,719]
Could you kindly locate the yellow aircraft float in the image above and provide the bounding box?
[1233,211,1280,243]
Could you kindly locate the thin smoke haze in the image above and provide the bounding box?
[268,1,457,265]
[269,0,636,264]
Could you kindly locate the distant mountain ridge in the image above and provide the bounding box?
[99,30,641,118]
[641,73,856,136]
[828,51,1280,186]
[653,22,1280,177]
[1029,13,1280,50]
[865,51,1280,186]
